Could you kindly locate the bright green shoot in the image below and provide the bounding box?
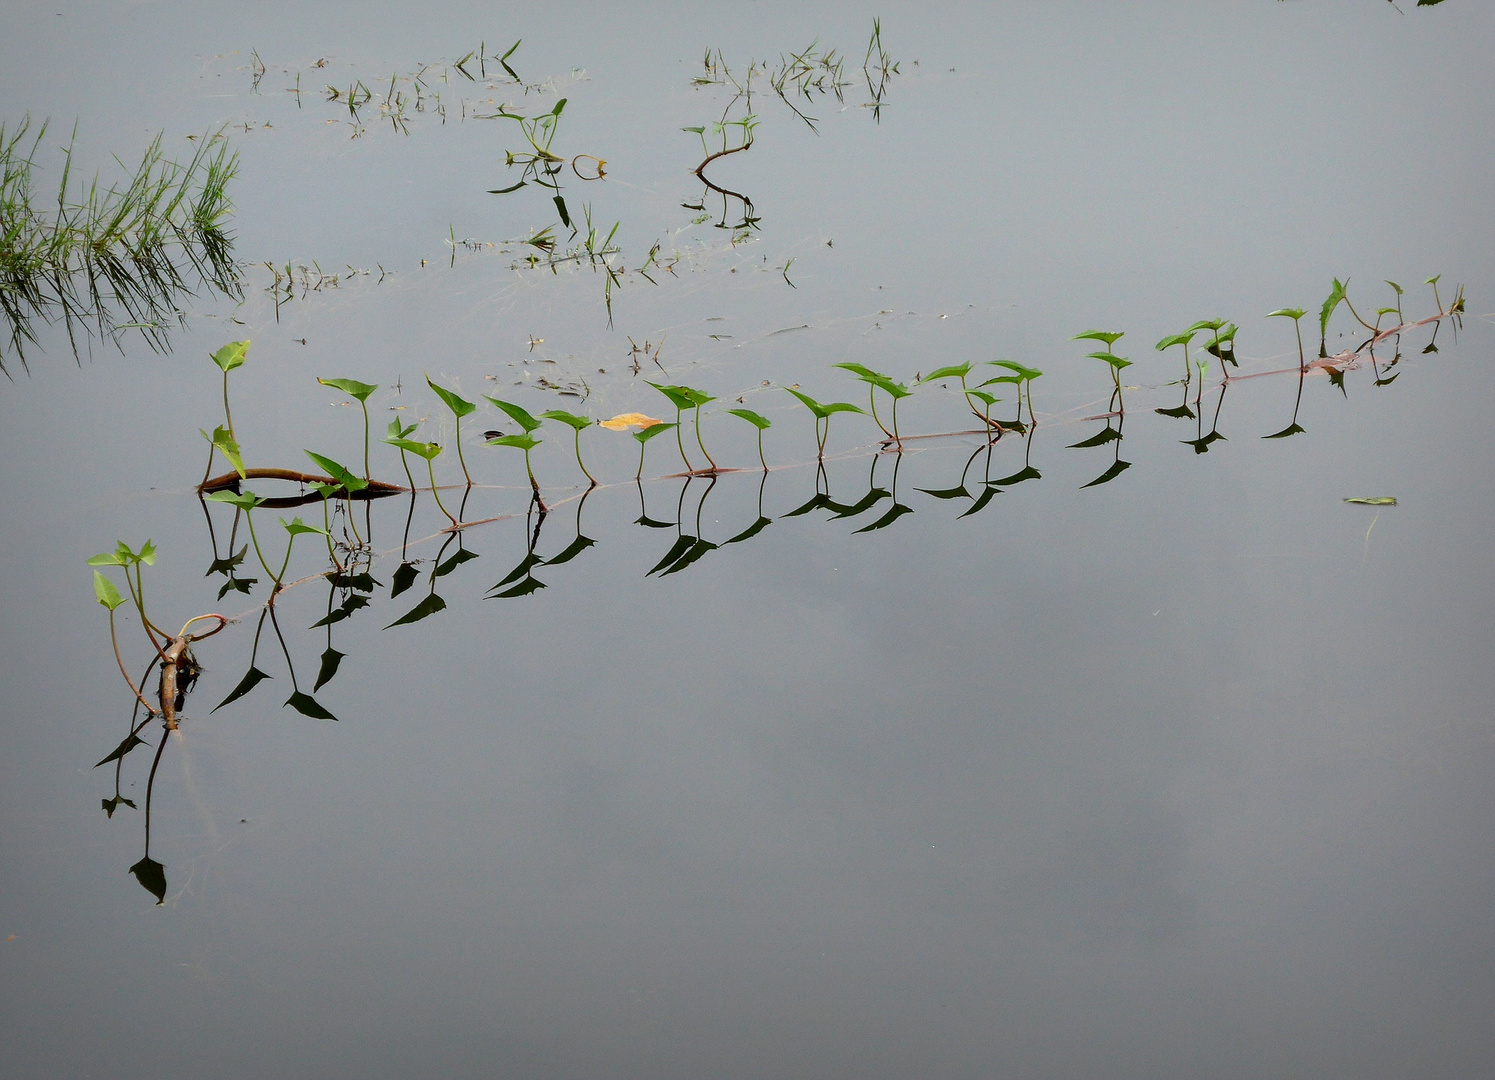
[210,340,248,437]
[647,382,700,471]
[1074,331,1130,412]
[1155,330,1197,383]
[486,433,543,495]
[205,490,281,586]
[277,516,330,583]
[784,387,864,457]
[1385,280,1404,323]
[831,362,896,438]
[201,425,245,479]
[985,360,1041,426]
[318,377,379,480]
[387,437,457,526]
[918,362,983,426]
[1266,308,1308,370]
[305,449,369,546]
[426,375,477,486]
[1425,273,1443,313]
[631,422,677,480]
[725,407,772,470]
[539,409,596,486]
[386,418,419,489]
[484,396,543,434]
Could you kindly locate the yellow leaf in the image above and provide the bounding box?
[599,412,663,431]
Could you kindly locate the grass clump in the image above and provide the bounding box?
[1,118,241,373]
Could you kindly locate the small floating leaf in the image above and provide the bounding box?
[1343,497,1396,506]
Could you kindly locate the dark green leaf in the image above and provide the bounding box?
[285,691,338,720]
[390,562,419,598]
[313,648,345,692]
[724,517,772,545]
[1081,459,1132,488]
[434,548,480,577]
[95,732,148,768]
[1262,423,1306,440]
[488,576,546,598]
[1068,426,1122,448]
[647,534,696,576]
[213,666,272,711]
[130,856,167,903]
[854,503,913,533]
[385,593,447,628]
[545,535,595,566]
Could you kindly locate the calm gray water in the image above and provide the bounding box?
[3,2,1493,1077]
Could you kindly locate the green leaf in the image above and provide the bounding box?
[385,592,447,628]
[318,377,378,402]
[213,666,272,711]
[1319,278,1347,337]
[386,438,441,461]
[866,374,911,399]
[646,382,697,411]
[202,425,245,478]
[285,691,338,720]
[483,397,543,433]
[1155,332,1196,350]
[211,340,249,373]
[138,540,156,566]
[1266,308,1306,321]
[539,409,590,431]
[784,387,863,419]
[967,390,1000,406]
[319,445,375,482]
[87,550,128,566]
[387,418,418,440]
[205,490,265,512]
[830,361,885,380]
[985,360,1042,381]
[1343,496,1397,506]
[724,407,771,430]
[426,375,477,418]
[918,363,973,384]
[1085,352,1132,370]
[313,647,345,692]
[485,433,540,452]
[632,422,677,445]
[1188,318,1225,334]
[92,570,126,610]
[130,855,168,903]
[1072,329,1124,347]
[280,516,329,537]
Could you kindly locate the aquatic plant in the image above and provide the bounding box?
[425,375,477,486]
[385,436,458,527]
[1072,330,1130,413]
[484,397,545,501]
[539,408,597,486]
[783,387,864,458]
[1,118,240,372]
[725,407,772,470]
[317,377,378,480]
